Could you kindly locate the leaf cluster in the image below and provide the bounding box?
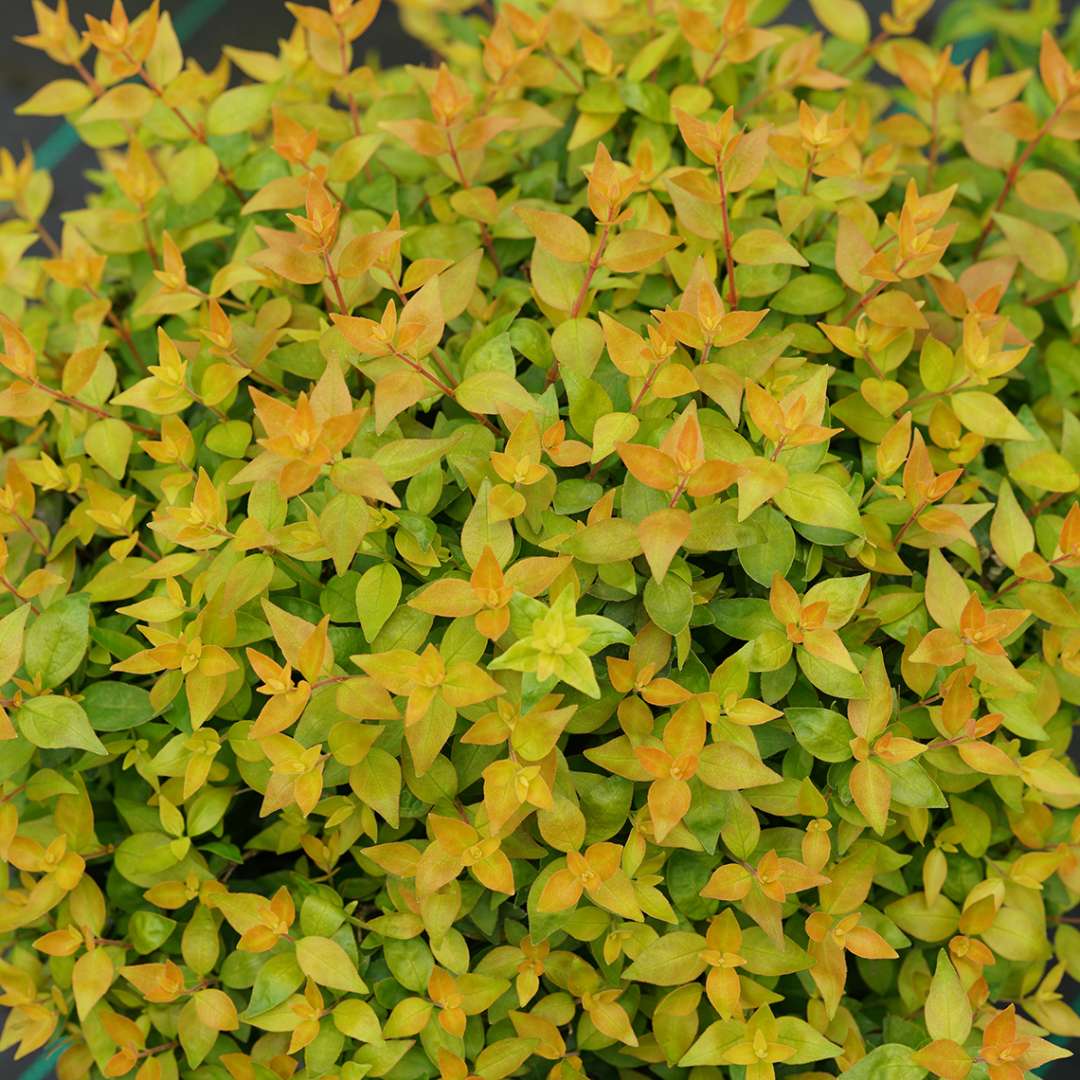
[2,2,1080,1080]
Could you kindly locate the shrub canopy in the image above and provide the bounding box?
[2,2,1080,1080]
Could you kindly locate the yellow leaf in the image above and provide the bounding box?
[639,508,692,581]
[865,290,928,329]
[731,229,808,267]
[17,79,93,117]
[925,952,972,1044]
[591,411,640,463]
[994,212,1068,283]
[809,0,870,44]
[81,84,155,123]
[455,370,536,419]
[296,936,368,993]
[374,370,430,433]
[73,949,114,1020]
[193,988,239,1031]
[849,759,890,835]
[514,207,591,264]
[951,391,1031,441]
[599,312,651,378]
[603,230,682,273]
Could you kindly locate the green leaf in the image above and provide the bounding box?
[129,911,177,954]
[296,935,367,993]
[788,707,853,762]
[16,695,106,755]
[168,144,221,205]
[925,951,972,1044]
[952,391,1032,441]
[461,478,515,568]
[81,681,154,731]
[622,931,708,984]
[989,479,1033,569]
[731,229,808,267]
[321,492,370,576]
[206,83,276,136]
[774,472,863,536]
[643,575,694,635]
[981,905,1049,962]
[626,29,679,80]
[841,1044,927,1080]
[770,274,846,315]
[881,759,947,809]
[993,212,1068,282]
[739,928,813,975]
[678,1020,743,1066]
[776,1016,844,1063]
[560,518,643,563]
[244,953,305,1018]
[809,0,871,43]
[24,594,90,689]
[885,893,960,942]
[737,506,795,586]
[383,937,433,993]
[84,418,133,479]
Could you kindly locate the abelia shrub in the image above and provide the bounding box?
[1,2,1080,1080]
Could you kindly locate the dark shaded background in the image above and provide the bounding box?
[0,0,427,224]
[0,1,1077,1079]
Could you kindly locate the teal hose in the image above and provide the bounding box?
[16,1039,64,1080]
[1034,994,1080,1077]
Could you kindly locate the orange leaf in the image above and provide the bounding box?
[909,628,966,667]
[616,442,679,491]
[602,230,682,273]
[537,867,583,912]
[744,381,784,443]
[379,118,448,156]
[409,578,483,617]
[515,206,591,264]
[801,628,858,672]
[648,776,692,842]
[844,924,898,960]
[639,508,691,581]
[850,759,891,835]
[374,370,429,433]
[913,1039,972,1080]
[769,573,802,625]
[599,312,651,377]
[956,739,1018,776]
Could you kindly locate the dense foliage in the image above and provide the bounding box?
[2,1,1080,1078]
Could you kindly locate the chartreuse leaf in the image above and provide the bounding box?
[16,696,106,755]
[296,936,367,993]
[841,1044,927,1079]
[356,563,402,643]
[24,594,90,689]
[206,83,276,136]
[925,951,972,1044]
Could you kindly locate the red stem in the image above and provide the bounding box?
[568,225,609,323]
[323,252,348,315]
[716,163,737,308]
[971,94,1073,259]
[1028,280,1077,306]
